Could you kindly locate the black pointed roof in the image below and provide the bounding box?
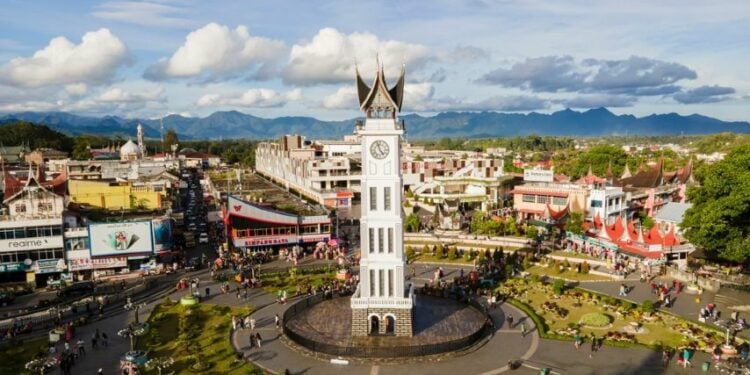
[355,62,405,112]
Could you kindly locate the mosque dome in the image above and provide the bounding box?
[120,139,139,159]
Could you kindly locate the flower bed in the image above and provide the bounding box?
[580,313,612,328]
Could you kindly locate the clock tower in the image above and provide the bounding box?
[350,62,414,337]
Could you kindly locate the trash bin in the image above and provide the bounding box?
[701,361,710,372]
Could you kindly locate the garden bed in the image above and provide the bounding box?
[138,300,259,374]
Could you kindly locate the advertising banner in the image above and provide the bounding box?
[0,236,63,251]
[89,221,154,257]
[152,217,173,251]
[32,259,66,274]
[0,263,27,273]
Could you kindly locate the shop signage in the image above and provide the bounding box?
[92,256,128,269]
[0,236,63,251]
[236,236,296,247]
[523,168,554,182]
[68,259,92,271]
[0,263,26,273]
[33,259,66,274]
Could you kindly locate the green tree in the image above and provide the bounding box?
[525,225,539,240]
[641,215,655,230]
[447,246,458,260]
[162,128,179,153]
[404,213,421,233]
[682,145,750,262]
[405,246,415,263]
[553,279,566,295]
[565,212,585,235]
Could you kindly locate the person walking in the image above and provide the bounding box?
[101,332,108,348]
[275,314,280,329]
[682,347,691,368]
[520,322,527,337]
[205,287,210,298]
[250,317,256,330]
[507,314,514,329]
[91,332,98,349]
[589,335,597,358]
[76,338,86,357]
[255,332,262,348]
[574,333,582,349]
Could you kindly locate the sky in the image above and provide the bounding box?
[1,0,749,121]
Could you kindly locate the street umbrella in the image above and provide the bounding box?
[328,239,338,247]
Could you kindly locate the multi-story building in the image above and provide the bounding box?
[1,167,67,287]
[68,179,168,211]
[255,135,360,208]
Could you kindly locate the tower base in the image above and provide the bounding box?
[351,305,413,337]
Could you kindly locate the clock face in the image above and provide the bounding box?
[370,140,389,159]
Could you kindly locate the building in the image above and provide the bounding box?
[68,179,167,211]
[350,63,414,337]
[653,202,692,235]
[24,148,68,166]
[226,195,331,251]
[511,182,588,224]
[1,166,67,287]
[256,135,361,208]
[0,143,30,164]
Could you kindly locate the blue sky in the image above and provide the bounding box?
[1,0,748,121]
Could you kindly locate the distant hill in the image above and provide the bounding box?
[1,108,748,140]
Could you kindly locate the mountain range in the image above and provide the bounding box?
[1,108,749,140]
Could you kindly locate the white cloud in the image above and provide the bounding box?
[65,83,89,96]
[0,28,129,88]
[283,27,430,86]
[92,1,193,27]
[97,86,166,103]
[144,23,286,81]
[196,88,302,108]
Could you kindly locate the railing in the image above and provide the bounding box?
[282,291,491,358]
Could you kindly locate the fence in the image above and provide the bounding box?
[282,291,492,358]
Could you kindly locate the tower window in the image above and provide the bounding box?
[379,269,385,297]
[369,187,377,211]
[388,228,393,253]
[388,269,394,297]
[370,269,376,296]
[384,187,391,211]
[369,228,375,253]
[378,228,384,253]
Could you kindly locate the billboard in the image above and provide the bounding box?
[523,168,554,182]
[152,217,173,251]
[89,221,154,257]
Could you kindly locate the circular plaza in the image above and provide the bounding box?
[282,293,490,359]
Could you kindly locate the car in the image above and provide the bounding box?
[198,233,209,244]
[185,257,201,271]
[0,292,15,306]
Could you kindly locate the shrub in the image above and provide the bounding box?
[580,313,612,327]
[422,244,430,255]
[477,251,486,264]
[563,259,570,269]
[463,250,473,261]
[437,243,445,258]
[522,256,531,270]
[447,246,458,260]
[530,274,541,284]
[405,246,415,262]
[641,300,656,314]
[581,261,590,274]
[553,279,566,295]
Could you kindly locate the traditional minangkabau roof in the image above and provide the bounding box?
[2,162,66,202]
[356,60,406,112]
[616,159,663,188]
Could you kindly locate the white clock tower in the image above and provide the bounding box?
[350,62,414,337]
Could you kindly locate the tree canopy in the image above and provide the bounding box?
[682,145,750,262]
[0,121,73,152]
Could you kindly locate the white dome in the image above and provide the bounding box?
[120,140,139,157]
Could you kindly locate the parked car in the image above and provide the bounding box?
[198,233,209,244]
[0,292,15,306]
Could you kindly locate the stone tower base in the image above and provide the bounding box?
[352,306,413,337]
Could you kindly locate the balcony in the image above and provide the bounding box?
[64,227,88,237]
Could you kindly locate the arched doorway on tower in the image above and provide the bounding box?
[385,315,395,335]
[369,315,380,335]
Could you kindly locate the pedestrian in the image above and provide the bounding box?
[589,335,598,358]
[574,333,581,349]
[101,332,108,348]
[64,341,71,354]
[250,317,256,330]
[275,314,280,328]
[91,332,98,349]
[507,314,514,329]
[520,322,526,337]
[76,338,85,357]
[682,347,691,368]
[249,333,255,349]
[255,332,262,348]
[232,316,238,331]
[205,287,210,298]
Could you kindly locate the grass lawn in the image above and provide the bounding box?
[500,279,735,351]
[139,302,260,375]
[410,253,477,265]
[260,268,339,295]
[549,250,601,262]
[0,337,48,374]
[526,265,612,282]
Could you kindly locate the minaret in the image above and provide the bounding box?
[350,61,413,337]
[137,123,145,159]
